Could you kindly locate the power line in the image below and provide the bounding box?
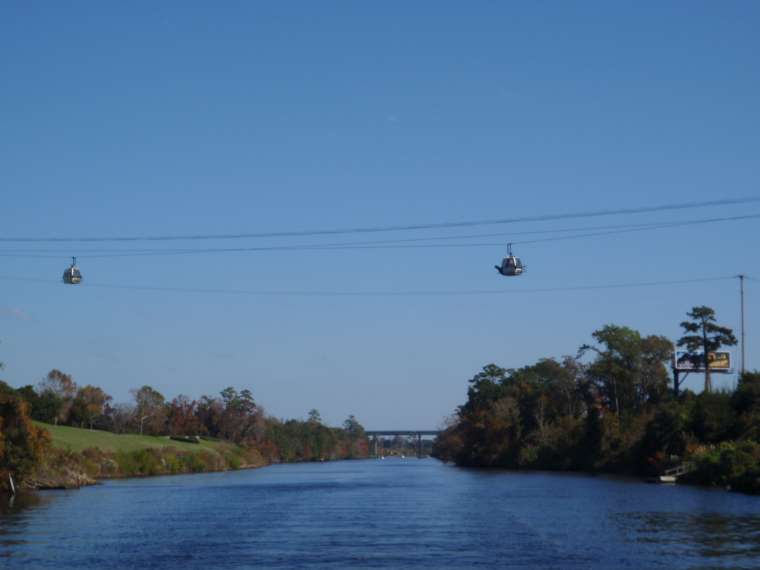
[1,196,758,243]
[0,219,665,254]
[0,274,735,297]
[0,212,757,260]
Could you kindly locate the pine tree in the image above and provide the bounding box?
[677,306,737,393]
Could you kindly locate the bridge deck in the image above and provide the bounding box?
[365,430,440,437]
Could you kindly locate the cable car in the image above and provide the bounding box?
[62,257,82,285]
[495,243,525,276]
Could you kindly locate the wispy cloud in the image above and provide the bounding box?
[0,307,32,322]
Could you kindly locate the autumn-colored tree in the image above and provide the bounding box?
[38,369,77,425]
[342,415,367,457]
[218,387,258,443]
[167,395,202,436]
[70,385,112,430]
[0,392,50,486]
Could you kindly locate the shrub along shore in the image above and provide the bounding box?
[24,422,268,489]
[0,379,370,492]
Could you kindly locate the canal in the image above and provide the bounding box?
[2,458,760,569]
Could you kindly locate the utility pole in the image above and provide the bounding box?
[739,274,746,376]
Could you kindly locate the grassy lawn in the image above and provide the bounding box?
[36,422,232,454]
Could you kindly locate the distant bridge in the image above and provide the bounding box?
[364,430,441,458]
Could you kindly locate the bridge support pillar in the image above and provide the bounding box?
[417,433,422,459]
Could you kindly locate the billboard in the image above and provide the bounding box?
[674,351,732,372]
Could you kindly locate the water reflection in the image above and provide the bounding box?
[0,492,53,557]
[618,511,760,564]
[0,492,51,515]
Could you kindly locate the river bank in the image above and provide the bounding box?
[434,362,760,496]
[22,444,269,490]
[433,440,760,495]
[19,421,366,490]
[18,422,270,490]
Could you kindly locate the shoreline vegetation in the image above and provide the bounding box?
[432,310,760,496]
[25,422,269,489]
[0,377,370,492]
[16,419,371,491]
[3,305,757,495]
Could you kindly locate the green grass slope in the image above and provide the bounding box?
[36,422,233,454]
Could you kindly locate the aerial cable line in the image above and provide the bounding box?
[0,217,711,253]
[1,212,757,255]
[0,212,758,259]
[0,196,758,243]
[0,274,736,296]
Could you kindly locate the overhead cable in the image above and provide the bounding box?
[0,212,757,260]
[0,196,758,243]
[0,274,735,296]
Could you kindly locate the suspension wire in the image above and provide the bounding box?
[2,212,757,252]
[0,274,735,296]
[0,218,677,253]
[0,212,757,260]
[0,196,758,243]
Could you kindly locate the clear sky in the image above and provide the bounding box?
[1,1,759,429]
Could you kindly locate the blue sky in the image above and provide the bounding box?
[1,1,759,429]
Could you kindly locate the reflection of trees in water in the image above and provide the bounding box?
[0,493,53,554]
[616,511,760,561]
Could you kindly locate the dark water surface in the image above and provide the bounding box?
[2,459,760,569]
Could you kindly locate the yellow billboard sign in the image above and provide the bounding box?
[674,351,732,372]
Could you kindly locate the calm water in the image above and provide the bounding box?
[2,459,760,569]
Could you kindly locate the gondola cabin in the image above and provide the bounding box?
[494,244,525,277]
[63,257,82,285]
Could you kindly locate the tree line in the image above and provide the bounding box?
[0,364,369,487]
[433,306,760,494]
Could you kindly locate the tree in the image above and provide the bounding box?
[16,385,62,424]
[460,364,509,417]
[579,325,671,415]
[307,409,323,425]
[38,369,77,425]
[167,395,202,436]
[131,385,167,435]
[342,415,367,458]
[108,402,137,434]
[218,387,258,443]
[677,306,737,393]
[343,415,364,438]
[732,371,760,439]
[70,385,112,429]
[0,391,50,486]
[640,407,687,463]
[196,395,224,437]
[690,391,734,443]
[638,335,674,404]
